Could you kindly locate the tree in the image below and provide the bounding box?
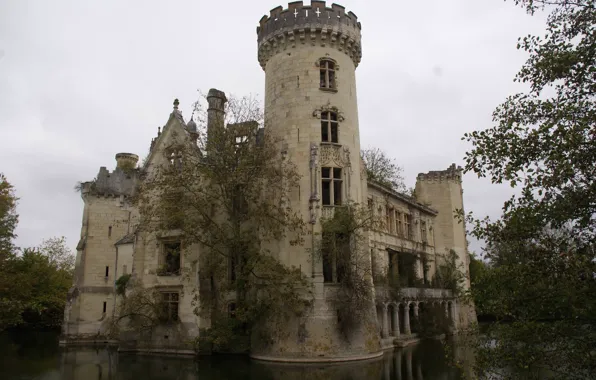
[0,173,18,260]
[133,92,312,351]
[461,1,596,378]
[0,237,74,331]
[361,147,407,192]
[319,203,381,338]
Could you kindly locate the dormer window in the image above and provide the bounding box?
[321,111,339,143]
[319,59,336,90]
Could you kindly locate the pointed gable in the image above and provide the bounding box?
[142,99,197,175]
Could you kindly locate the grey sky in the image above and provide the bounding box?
[0,0,546,254]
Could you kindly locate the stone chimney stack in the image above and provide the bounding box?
[115,153,139,170]
[206,88,227,152]
[207,88,227,130]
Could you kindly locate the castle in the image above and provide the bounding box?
[61,1,476,362]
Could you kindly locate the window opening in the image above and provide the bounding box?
[321,111,339,143]
[322,167,343,206]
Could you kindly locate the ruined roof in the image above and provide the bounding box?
[115,233,135,246]
[367,180,438,216]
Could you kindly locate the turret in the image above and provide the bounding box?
[115,153,139,171]
[415,164,469,289]
[253,1,376,362]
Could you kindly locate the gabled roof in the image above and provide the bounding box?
[142,108,196,172]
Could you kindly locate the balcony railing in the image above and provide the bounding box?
[375,285,453,300]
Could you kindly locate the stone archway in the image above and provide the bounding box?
[409,303,418,334]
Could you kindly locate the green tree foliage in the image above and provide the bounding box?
[0,237,74,331]
[0,173,18,260]
[360,147,407,192]
[134,92,312,351]
[468,253,487,286]
[462,1,596,378]
[432,250,466,296]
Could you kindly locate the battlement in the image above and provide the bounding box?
[257,2,362,69]
[417,163,463,183]
[81,160,140,198]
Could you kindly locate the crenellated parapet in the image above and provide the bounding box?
[257,1,362,70]
[82,154,140,198]
[417,163,463,183]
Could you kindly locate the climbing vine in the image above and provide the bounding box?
[319,203,381,338]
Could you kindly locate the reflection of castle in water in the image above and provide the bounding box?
[58,340,468,380]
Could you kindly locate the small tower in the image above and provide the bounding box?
[255,2,378,361]
[415,164,477,327]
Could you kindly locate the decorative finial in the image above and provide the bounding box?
[158,126,161,136]
[173,98,180,110]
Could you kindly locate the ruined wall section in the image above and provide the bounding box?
[415,164,477,327]
[63,156,140,339]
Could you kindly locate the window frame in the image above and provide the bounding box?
[420,220,428,243]
[319,59,337,91]
[159,291,180,322]
[321,166,343,206]
[404,214,411,239]
[320,111,339,144]
[158,240,182,276]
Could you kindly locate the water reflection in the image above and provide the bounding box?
[2,332,466,380]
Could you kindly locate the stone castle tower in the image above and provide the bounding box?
[416,164,477,326]
[253,2,379,361]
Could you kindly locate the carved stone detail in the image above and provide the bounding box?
[309,142,320,224]
[319,144,350,167]
[312,102,345,121]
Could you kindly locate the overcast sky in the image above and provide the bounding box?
[0,0,547,254]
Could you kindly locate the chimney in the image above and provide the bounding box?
[206,88,227,152]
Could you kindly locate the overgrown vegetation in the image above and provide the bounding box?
[131,91,312,351]
[319,204,380,338]
[432,250,466,296]
[461,0,596,378]
[109,278,177,337]
[361,147,407,193]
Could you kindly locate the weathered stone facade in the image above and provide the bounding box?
[61,1,475,361]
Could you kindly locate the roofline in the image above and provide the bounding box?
[367,181,438,216]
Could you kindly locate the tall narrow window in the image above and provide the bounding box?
[108,226,112,237]
[421,221,428,243]
[102,301,107,314]
[385,206,391,233]
[159,292,179,322]
[322,232,348,283]
[319,59,336,89]
[397,212,403,236]
[320,111,339,143]
[158,241,181,276]
[105,266,109,277]
[404,214,411,239]
[322,167,343,206]
[229,255,237,284]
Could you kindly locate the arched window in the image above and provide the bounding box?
[321,111,339,143]
[319,59,336,90]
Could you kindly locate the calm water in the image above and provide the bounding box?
[1,331,469,380]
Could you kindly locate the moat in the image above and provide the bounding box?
[1,331,469,380]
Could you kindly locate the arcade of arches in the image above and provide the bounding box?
[376,300,457,338]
